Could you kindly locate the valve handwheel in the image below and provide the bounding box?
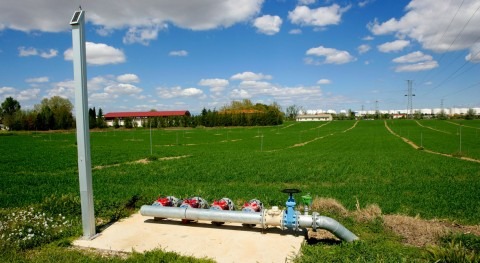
[281,188,301,194]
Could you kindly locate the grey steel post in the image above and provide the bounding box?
[70,9,96,239]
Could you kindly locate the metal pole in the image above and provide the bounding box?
[150,121,152,155]
[459,125,462,153]
[70,9,96,239]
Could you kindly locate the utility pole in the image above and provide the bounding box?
[70,8,96,239]
[405,80,415,119]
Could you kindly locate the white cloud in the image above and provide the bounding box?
[105,83,142,94]
[123,24,166,45]
[253,15,282,35]
[0,1,263,34]
[116,74,140,83]
[239,80,272,89]
[90,92,112,102]
[465,43,480,63]
[289,29,302,34]
[357,44,371,54]
[377,40,409,53]
[317,79,331,85]
[0,87,40,103]
[18,47,37,57]
[298,0,316,5]
[96,27,114,37]
[17,88,40,101]
[198,78,229,93]
[25,77,49,83]
[198,78,229,87]
[18,47,58,59]
[0,87,16,98]
[288,4,350,27]
[231,71,272,81]
[230,89,251,99]
[157,86,204,99]
[40,49,58,58]
[368,0,480,52]
[64,42,126,66]
[394,61,439,72]
[169,50,188,56]
[47,80,75,99]
[392,51,438,72]
[359,0,374,8]
[392,51,432,63]
[88,76,116,91]
[362,35,374,41]
[306,46,356,64]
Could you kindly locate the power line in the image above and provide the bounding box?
[419,2,480,88]
[417,0,465,84]
[420,46,480,96]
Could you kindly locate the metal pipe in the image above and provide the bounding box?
[297,212,358,242]
[141,205,262,225]
[140,205,358,242]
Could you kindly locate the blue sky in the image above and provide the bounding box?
[1,0,479,114]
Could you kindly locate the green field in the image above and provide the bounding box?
[1,120,479,262]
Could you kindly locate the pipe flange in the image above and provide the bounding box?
[261,210,266,230]
[312,212,318,232]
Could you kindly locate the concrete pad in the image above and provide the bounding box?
[74,212,305,263]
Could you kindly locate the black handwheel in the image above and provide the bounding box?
[281,188,301,194]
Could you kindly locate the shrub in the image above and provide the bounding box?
[426,240,480,263]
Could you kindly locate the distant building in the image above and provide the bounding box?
[104,111,190,127]
[296,114,333,122]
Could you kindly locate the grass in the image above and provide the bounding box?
[1,120,479,262]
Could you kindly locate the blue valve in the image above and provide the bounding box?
[281,189,300,230]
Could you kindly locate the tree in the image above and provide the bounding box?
[414,110,423,120]
[1,97,21,128]
[96,108,106,128]
[436,110,448,120]
[124,117,133,128]
[465,108,477,120]
[35,96,74,129]
[285,105,301,121]
[113,118,120,128]
[89,107,97,129]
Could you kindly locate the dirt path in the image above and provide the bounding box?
[415,120,451,134]
[446,121,480,130]
[290,121,358,148]
[93,155,190,170]
[384,121,480,164]
[342,120,359,133]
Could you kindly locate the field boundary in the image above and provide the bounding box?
[93,155,190,170]
[446,121,480,130]
[384,121,480,164]
[288,121,358,148]
[415,120,451,134]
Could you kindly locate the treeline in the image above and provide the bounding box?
[111,100,283,129]
[196,108,283,127]
[0,96,75,131]
[198,100,283,127]
[1,97,283,131]
[0,96,108,131]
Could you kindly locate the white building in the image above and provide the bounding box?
[296,114,333,121]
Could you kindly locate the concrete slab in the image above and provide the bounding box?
[74,212,305,263]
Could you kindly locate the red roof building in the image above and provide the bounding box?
[104,111,190,127]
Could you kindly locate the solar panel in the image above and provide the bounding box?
[70,11,83,25]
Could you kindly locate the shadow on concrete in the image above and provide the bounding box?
[144,218,307,237]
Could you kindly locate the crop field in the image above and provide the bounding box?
[1,119,479,262]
